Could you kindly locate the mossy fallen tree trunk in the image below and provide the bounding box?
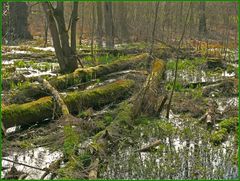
[2,79,134,129]
[49,53,148,90]
[3,54,148,92]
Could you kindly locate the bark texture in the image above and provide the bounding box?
[7,2,33,41]
[42,2,79,73]
[133,59,166,117]
[104,2,114,49]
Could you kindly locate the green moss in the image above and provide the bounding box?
[3,96,53,128]
[166,58,206,71]
[15,140,33,149]
[226,64,235,73]
[165,81,184,92]
[210,128,228,146]
[3,80,134,129]
[49,54,147,90]
[65,79,134,114]
[57,156,84,179]
[157,121,175,137]
[219,117,238,132]
[64,125,79,156]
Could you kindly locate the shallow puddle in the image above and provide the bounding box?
[2,147,63,179]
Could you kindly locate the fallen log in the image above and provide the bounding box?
[2,79,135,129]
[7,83,49,104]
[78,48,142,56]
[4,54,148,104]
[202,78,238,97]
[49,53,148,90]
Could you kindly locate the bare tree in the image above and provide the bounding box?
[198,2,207,36]
[96,2,103,48]
[6,2,33,43]
[91,4,96,62]
[42,2,80,73]
[149,2,160,57]
[166,3,192,119]
[103,2,114,49]
[79,2,85,45]
[117,2,129,43]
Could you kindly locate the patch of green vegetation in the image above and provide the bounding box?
[64,125,80,156]
[226,64,235,74]
[134,117,176,140]
[219,117,238,132]
[10,80,32,91]
[166,58,207,71]
[210,128,228,146]
[157,121,176,137]
[165,80,184,92]
[117,42,147,50]
[57,156,85,179]
[14,140,33,149]
[191,85,203,99]
[83,54,132,66]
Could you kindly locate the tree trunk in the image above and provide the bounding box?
[42,2,78,73]
[91,4,96,62]
[7,2,32,42]
[104,2,114,49]
[79,2,85,45]
[71,2,79,53]
[3,80,135,129]
[133,58,166,118]
[43,14,49,47]
[149,2,160,57]
[96,2,103,48]
[198,2,207,35]
[117,2,129,43]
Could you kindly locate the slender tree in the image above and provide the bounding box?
[166,3,191,119]
[96,2,103,48]
[103,2,114,49]
[198,2,207,35]
[79,2,85,45]
[91,4,96,62]
[149,2,160,57]
[117,2,129,43]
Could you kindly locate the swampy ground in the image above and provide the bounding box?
[1,39,239,180]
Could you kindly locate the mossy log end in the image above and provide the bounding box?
[2,80,135,129]
[49,53,148,90]
[132,59,166,117]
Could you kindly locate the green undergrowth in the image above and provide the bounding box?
[83,54,132,66]
[10,44,54,54]
[210,117,238,146]
[166,57,207,71]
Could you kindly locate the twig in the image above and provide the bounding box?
[135,140,161,152]
[76,54,84,68]
[2,158,46,171]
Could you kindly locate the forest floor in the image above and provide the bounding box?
[1,39,238,179]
